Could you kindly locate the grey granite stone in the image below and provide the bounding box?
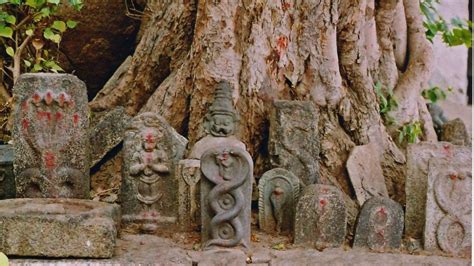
[258,168,300,234]
[405,142,471,239]
[353,196,404,251]
[294,184,346,250]
[346,143,389,206]
[0,145,15,199]
[120,112,186,233]
[0,198,120,258]
[177,159,201,229]
[269,100,320,185]
[424,158,471,257]
[89,107,131,166]
[440,118,471,147]
[12,73,90,199]
[201,145,253,251]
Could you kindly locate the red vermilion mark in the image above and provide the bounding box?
[73,113,79,126]
[45,91,53,105]
[282,1,292,11]
[319,199,327,207]
[32,92,41,104]
[58,93,66,106]
[145,153,152,164]
[377,207,387,217]
[45,112,52,122]
[151,211,157,217]
[276,36,289,58]
[22,118,29,130]
[443,144,453,157]
[69,100,75,109]
[143,212,148,218]
[449,174,458,180]
[21,101,28,112]
[44,152,56,170]
[145,133,154,143]
[55,112,63,121]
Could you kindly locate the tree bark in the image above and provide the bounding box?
[90,0,435,206]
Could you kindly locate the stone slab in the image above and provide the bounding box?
[177,159,201,229]
[13,73,90,199]
[346,143,388,206]
[0,145,15,199]
[424,158,471,257]
[269,100,320,185]
[0,198,120,258]
[294,184,346,250]
[440,118,471,147]
[353,196,404,251]
[89,107,131,166]
[405,142,471,239]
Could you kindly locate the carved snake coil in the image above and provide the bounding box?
[201,147,250,249]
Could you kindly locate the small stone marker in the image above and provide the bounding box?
[177,159,201,229]
[424,158,471,257]
[0,145,15,199]
[405,142,471,239]
[258,168,300,234]
[0,198,120,258]
[346,143,389,206]
[440,118,471,147]
[120,112,186,233]
[201,145,253,250]
[13,73,90,199]
[353,196,404,251]
[269,100,320,185]
[294,184,346,250]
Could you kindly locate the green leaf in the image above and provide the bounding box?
[43,27,61,43]
[47,0,60,4]
[5,15,15,25]
[32,63,43,72]
[26,0,45,9]
[44,60,64,72]
[68,0,83,10]
[66,20,77,29]
[40,7,51,17]
[8,0,20,4]
[0,252,8,266]
[0,0,8,4]
[23,59,31,67]
[51,20,66,32]
[5,46,13,57]
[26,29,33,36]
[0,25,13,39]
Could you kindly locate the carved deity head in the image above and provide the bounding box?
[204,81,239,137]
[141,128,163,152]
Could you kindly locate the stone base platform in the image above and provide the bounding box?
[0,198,120,258]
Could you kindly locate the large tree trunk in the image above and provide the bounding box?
[90,0,435,206]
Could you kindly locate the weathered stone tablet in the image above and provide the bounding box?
[258,168,300,234]
[405,142,471,239]
[177,159,202,229]
[353,196,404,251]
[0,145,15,199]
[294,184,346,249]
[0,198,120,258]
[424,158,471,257]
[269,100,320,186]
[201,145,253,250]
[120,112,186,233]
[13,73,90,199]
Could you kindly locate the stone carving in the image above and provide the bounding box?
[269,100,319,186]
[424,158,471,257]
[353,196,404,251]
[405,142,471,239]
[189,81,245,160]
[0,145,15,199]
[0,198,120,258]
[440,118,471,147]
[201,145,253,250]
[177,159,202,228]
[258,168,300,234]
[13,73,89,198]
[294,184,346,249]
[120,112,186,233]
[346,143,389,206]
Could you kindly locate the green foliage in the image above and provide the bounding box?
[421,85,448,103]
[0,0,82,79]
[420,0,472,47]
[398,121,423,144]
[374,81,398,124]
